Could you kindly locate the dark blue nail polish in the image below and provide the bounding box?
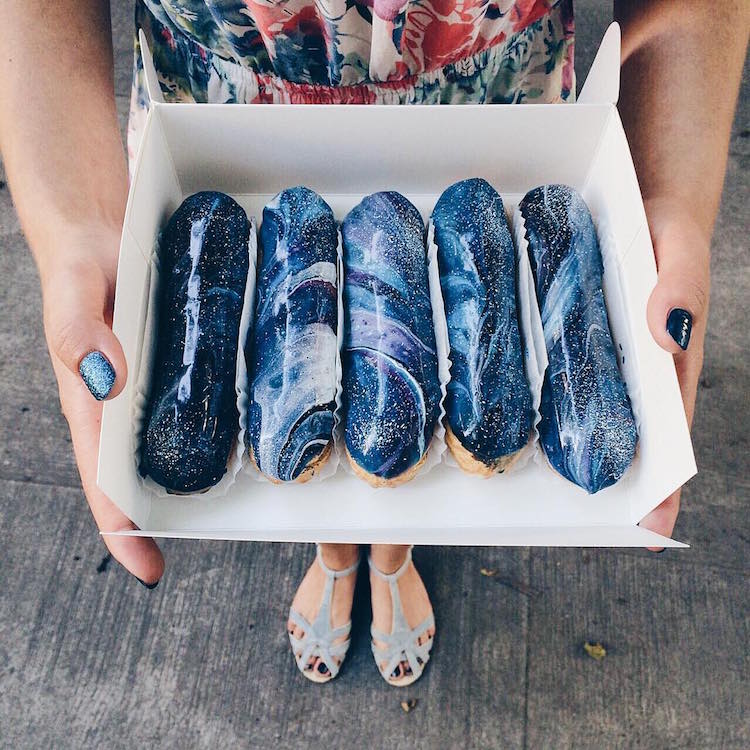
[79,351,115,400]
[666,309,692,351]
[136,576,159,589]
[317,662,329,675]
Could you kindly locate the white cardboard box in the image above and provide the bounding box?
[99,24,695,548]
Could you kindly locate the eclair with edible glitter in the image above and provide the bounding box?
[341,191,441,487]
[140,191,250,494]
[519,184,637,493]
[246,187,338,483]
[432,178,533,476]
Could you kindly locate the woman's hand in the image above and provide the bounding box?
[639,198,710,548]
[615,0,746,549]
[0,2,163,579]
[39,223,165,586]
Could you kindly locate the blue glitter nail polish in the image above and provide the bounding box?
[79,351,115,400]
[666,308,692,350]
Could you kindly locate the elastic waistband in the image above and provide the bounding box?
[135,1,574,106]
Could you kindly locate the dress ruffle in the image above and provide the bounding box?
[128,0,575,167]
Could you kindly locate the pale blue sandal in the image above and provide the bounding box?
[288,545,360,684]
[369,546,435,687]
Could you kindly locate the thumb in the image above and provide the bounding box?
[43,263,127,401]
[645,208,710,356]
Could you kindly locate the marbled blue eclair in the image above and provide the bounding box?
[140,191,250,494]
[519,184,637,494]
[341,192,441,486]
[432,178,533,475]
[246,187,338,482]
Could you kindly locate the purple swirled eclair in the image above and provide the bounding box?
[341,192,441,487]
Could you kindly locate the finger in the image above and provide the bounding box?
[673,337,704,428]
[645,221,709,356]
[43,264,127,401]
[54,358,164,584]
[639,488,681,553]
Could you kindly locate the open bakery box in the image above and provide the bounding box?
[100,24,695,548]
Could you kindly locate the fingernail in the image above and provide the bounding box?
[666,309,692,351]
[79,351,116,400]
[136,576,159,589]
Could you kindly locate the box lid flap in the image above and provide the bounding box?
[138,29,164,105]
[578,22,621,105]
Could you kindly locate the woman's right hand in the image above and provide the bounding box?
[40,222,165,586]
[0,0,164,584]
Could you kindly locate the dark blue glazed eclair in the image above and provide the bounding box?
[432,178,533,475]
[140,191,250,494]
[341,191,441,487]
[246,187,338,483]
[519,185,637,494]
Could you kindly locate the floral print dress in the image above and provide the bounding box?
[128,0,575,163]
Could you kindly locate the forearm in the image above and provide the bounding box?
[0,0,127,279]
[616,0,748,239]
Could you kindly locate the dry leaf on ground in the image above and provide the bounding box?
[583,641,607,661]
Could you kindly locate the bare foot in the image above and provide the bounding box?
[287,544,359,680]
[369,545,435,683]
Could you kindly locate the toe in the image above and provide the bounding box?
[388,660,413,680]
[316,661,330,677]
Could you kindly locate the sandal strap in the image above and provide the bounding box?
[288,546,359,679]
[368,547,434,682]
[370,616,434,681]
[367,545,413,583]
[316,543,361,579]
[371,635,433,680]
[288,606,353,679]
[371,613,434,647]
[288,608,352,642]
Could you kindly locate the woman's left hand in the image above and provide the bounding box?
[638,196,711,549]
